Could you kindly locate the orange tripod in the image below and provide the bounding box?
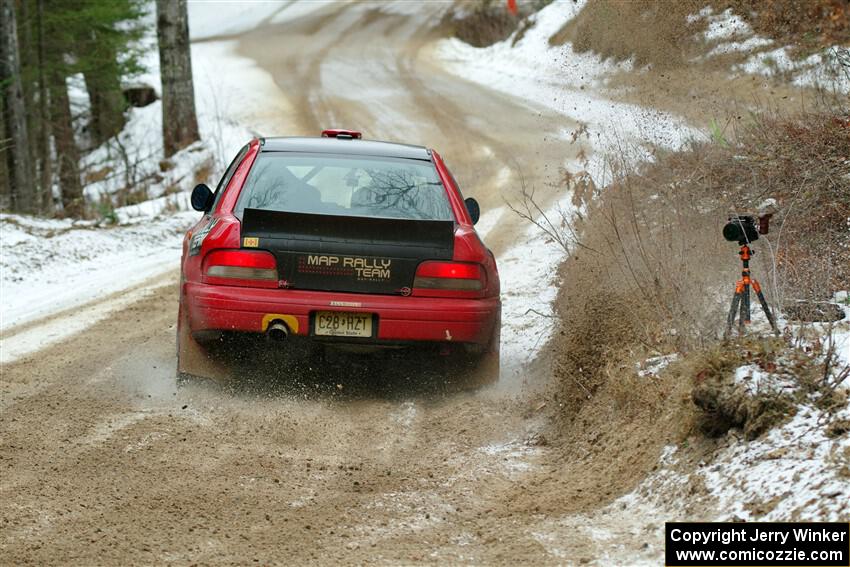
[724,244,779,338]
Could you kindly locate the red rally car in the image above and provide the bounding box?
[178,129,500,383]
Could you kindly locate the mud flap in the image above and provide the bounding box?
[176,307,231,385]
[479,313,502,385]
[460,310,501,389]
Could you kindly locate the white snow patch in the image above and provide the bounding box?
[636,354,679,378]
[738,46,850,93]
[389,401,417,430]
[472,207,501,243]
[701,405,850,521]
[732,364,798,396]
[703,9,751,41]
[496,198,573,380]
[479,440,541,478]
[830,295,850,368]
[707,36,773,57]
[688,8,850,92]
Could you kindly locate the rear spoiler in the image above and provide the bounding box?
[241,208,455,259]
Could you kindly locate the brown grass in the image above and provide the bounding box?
[688,339,796,439]
[551,0,849,67]
[549,0,708,67]
[551,109,850,438]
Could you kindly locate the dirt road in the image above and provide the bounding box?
[1,5,664,565]
[234,2,584,258]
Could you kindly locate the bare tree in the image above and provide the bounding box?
[156,0,199,158]
[1,0,37,213]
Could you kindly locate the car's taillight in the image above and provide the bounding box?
[413,261,486,298]
[202,250,278,287]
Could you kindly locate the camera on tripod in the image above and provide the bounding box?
[722,213,772,245]
[721,202,780,338]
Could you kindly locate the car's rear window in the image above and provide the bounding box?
[235,153,453,221]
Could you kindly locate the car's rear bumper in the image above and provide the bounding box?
[184,282,500,345]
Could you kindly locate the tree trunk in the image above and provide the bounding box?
[1,0,37,214]
[18,0,52,213]
[82,35,126,146]
[49,67,83,216]
[156,0,199,158]
[36,0,53,213]
[0,108,9,208]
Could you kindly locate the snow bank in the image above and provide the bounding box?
[188,0,331,40]
[701,402,850,521]
[487,199,574,383]
[435,0,698,182]
[0,211,195,333]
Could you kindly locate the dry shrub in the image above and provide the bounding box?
[552,110,850,432]
[688,336,848,439]
[446,0,552,48]
[689,340,797,439]
[445,1,518,47]
[117,184,150,207]
[738,113,850,301]
[553,287,658,418]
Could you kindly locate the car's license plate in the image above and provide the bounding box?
[314,311,373,338]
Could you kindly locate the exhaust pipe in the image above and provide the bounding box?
[267,321,289,342]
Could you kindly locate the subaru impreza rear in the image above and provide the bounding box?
[177,130,500,385]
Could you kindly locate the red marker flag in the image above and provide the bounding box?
[507,0,518,16]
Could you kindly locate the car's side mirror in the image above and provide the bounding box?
[464,197,480,225]
[191,183,214,212]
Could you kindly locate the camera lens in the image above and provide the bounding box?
[723,222,743,242]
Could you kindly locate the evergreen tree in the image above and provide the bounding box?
[6,0,149,216]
